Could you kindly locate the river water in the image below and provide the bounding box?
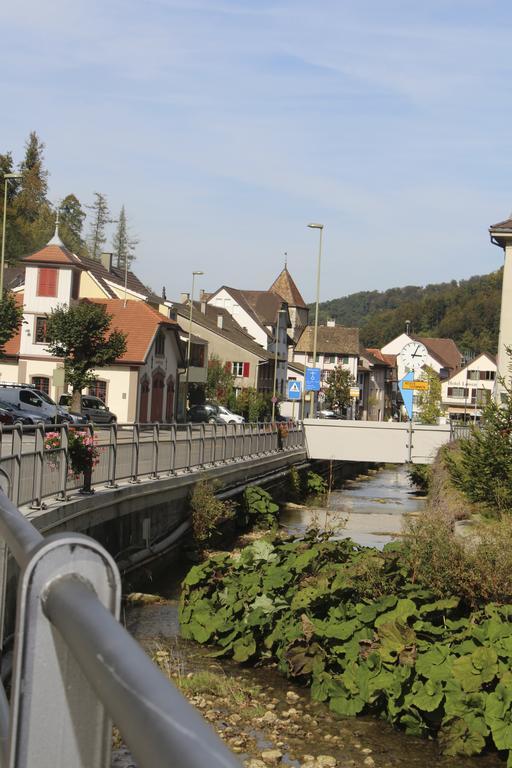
[116,466,502,768]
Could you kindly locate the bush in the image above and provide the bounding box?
[288,465,303,502]
[189,480,235,549]
[242,485,279,530]
[306,471,327,498]
[406,464,431,493]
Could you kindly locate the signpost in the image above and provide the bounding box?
[398,371,414,420]
[305,367,321,391]
[349,387,360,399]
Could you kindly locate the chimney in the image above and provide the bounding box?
[217,315,223,329]
[201,301,207,314]
[199,288,206,300]
[100,252,113,272]
[327,318,335,328]
[180,292,190,304]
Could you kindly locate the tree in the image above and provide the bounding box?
[86,193,111,261]
[59,194,87,255]
[0,292,23,357]
[112,205,137,270]
[416,366,444,425]
[206,355,233,404]
[324,366,355,412]
[45,302,127,412]
[232,387,272,422]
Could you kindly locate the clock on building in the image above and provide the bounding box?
[399,341,428,372]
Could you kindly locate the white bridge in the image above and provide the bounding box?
[303,419,454,464]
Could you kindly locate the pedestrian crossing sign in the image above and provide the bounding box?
[287,380,302,400]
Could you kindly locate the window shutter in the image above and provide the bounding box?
[37,268,58,297]
[243,362,250,378]
[224,361,232,373]
[447,387,453,396]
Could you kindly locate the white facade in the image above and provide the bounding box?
[292,351,358,384]
[441,353,496,420]
[382,333,443,380]
[208,289,268,348]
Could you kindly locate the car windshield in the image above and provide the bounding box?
[218,407,229,415]
[0,400,13,411]
[36,390,56,405]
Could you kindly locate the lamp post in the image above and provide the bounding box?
[184,270,204,412]
[1,172,22,296]
[308,222,324,417]
[271,306,287,421]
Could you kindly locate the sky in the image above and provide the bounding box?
[2,0,512,303]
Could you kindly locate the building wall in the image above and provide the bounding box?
[208,289,269,348]
[20,266,75,357]
[497,243,512,389]
[381,333,443,380]
[79,271,109,299]
[441,354,496,419]
[293,351,358,382]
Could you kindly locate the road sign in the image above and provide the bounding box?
[318,391,326,403]
[349,387,360,399]
[271,396,278,404]
[305,367,321,391]
[402,380,429,391]
[398,371,414,419]
[287,380,302,400]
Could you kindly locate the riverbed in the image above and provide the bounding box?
[114,466,502,768]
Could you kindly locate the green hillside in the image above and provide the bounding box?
[312,270,502,354]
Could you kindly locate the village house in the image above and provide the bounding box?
[0,227,184,423]
[381,332,462,381]
[357,349,395,421]
[441,352,497,422]
[293,321,359,385]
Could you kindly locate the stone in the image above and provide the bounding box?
[315,756,337,768]
[286,691,300,703]
[261,749,283,765]
[301,756,315,764]
[260,711,278,725]
[245,761,267,768]
[361,748,372,755]
[363,758,375,767]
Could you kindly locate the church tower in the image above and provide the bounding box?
[269,262,309,347]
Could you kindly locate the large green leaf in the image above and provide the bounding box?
[375,598,417,628]
[407,678,444,712]
[232,634,256,662]
[440,716,488,757]
[377,620,416,663]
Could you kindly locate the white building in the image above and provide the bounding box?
[441,352,497,421]
[381,333,462,381]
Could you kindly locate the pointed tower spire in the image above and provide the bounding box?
[284,251,288,268]
[47,207,64,246]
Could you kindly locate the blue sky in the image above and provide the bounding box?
[2,0,512,302]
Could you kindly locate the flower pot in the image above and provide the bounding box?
[79,463,95,495]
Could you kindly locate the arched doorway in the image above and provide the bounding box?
[165,375,175,422]
[139,377,149,423]
[150,371,165,422]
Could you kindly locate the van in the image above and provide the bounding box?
[0,384,58,423]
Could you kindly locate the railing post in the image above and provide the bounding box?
[199,423,205,468]
[211,423,217,465]
[130,423,140,483]
[11,424,23,506]
[106,421,118,488]
[168,423,177,475]
[30,424,45,510]
[151,423,160,479]
[56,424,69,501]
[8,532,121,768]
[186,423,193,470]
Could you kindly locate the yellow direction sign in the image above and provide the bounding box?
[402,380,429,391]
[349,387,360,398]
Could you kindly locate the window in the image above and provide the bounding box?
[447,387,469,398]
[35,317,47,344]
[88,380,107,403]
[232,362,244,377]
[154,331,165,357]
[471,389,491,405]
[480,370,496,381]
[20,389,42,407]
[467,370,479,381]
[324,355,335,364]
[31,377,50,395]
[37,268,58,297]
[338,355,349,365]
[190,343,205,368]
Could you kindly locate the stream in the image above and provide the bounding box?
[114,466,503,768]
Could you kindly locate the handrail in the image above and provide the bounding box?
[0,489,240,768]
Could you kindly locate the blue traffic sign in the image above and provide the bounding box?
[398,370,414,420]
[305,367,321,392]
[287,380,302,400]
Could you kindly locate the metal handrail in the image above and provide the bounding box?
[0,489,240,768]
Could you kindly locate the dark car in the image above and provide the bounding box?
[59,394,117,424]
[0,398,44,425]
[187,403,223,424]
[0,406,14,425]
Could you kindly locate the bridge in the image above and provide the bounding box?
[303,418,457,464]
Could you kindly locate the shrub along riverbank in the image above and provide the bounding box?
[181,438,512,764]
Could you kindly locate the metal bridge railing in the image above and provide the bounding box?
[0,421,305,508]
[0,488,241,768]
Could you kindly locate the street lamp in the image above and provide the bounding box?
[308,222,324,417]
[1,172,23,296]
[271,306,287,421]
[184,270,204,412]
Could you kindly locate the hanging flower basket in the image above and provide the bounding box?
[44,429,101,494]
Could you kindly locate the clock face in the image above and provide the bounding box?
[399,341,428,371]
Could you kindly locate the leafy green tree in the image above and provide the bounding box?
[112,205,137,270]
[45,302,127,412]
[59,194,87,255]
[325,366,355,412]
[206,355,233,404]
[232,387,272,422]
[86,192,111,261]
[416,366,444,425]
[0,292,23,357]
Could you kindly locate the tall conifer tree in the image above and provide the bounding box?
[86,192,111,261]
[112,205,137,270]
[59,194,87,255]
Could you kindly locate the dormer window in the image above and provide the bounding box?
[37,268,58,297]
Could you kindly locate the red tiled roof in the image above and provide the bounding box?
[22,243,82,266]
[415,336,462,372]
[269,267,307,309]
[89,299,182,364]
[366,348,396,366]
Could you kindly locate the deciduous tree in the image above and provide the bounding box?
[45,302,127,412]
[206,355,233,405]
[0,292,23,357]
[324,366,355,412]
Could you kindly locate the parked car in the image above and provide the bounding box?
[216,406,245,425]
[0,394,55,425]
[59,394,117,424]
[0,406,14,425]
[317,409,340,419]
[187,403,223,424]
[56,405,87,425]
[0,384,59,422]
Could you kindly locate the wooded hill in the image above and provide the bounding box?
[313,271,502,354]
